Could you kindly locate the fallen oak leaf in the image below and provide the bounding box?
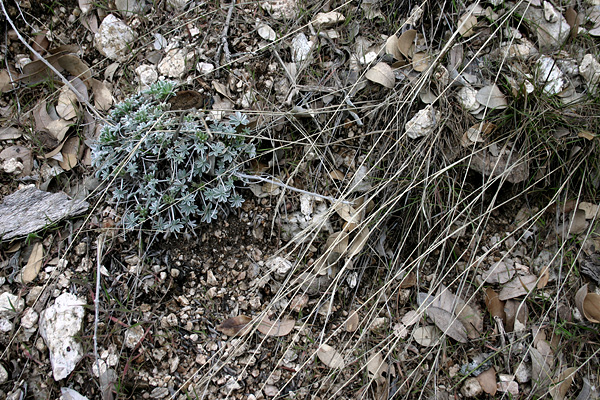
[316,344,345,369]
[426,306,468,343]
[256,315,295,337]
[217,315,253,336]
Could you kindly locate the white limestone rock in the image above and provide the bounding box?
[94,14,137,62]
[39,293,86,381]
[0,292,25,317]
[158,49,187,78]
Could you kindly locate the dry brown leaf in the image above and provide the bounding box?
[216,315,253,336]
[476,367,497,395]
[426,306,468,343]
[484,287,506,322]
[348,226,370,259]
[550,367,576,400]
[578,130,595,140]
[22,242,44,283]
[538,265,550,289]
[385,35,403,61]
[289,293,309,312]
[413,325,439,346]
[579,202,599,219]
[498,274,538,300]
[345,310,359,332]
[457,12,478,37]
[19,53,66,85]
[481,261,517,284]
[476,84,508,109]
[257,315,295,337]
[365,62,395,89]
[366,352,389,379]
[46,119,71,142]
[402,310,420,326]
[91,78,113,111]
[565,8,578,37]
[504,299,528,332]
[397,29,416,59]
[325,231,349,254]
[530,347,554,395]
[56,86,78,120]
[0,70,13,92]
[60,136,81,171]
[456,302,482,339]
[575,284,600,323]
[316,344,345,369]
[412,51,430,72]
[329,169,344,180]
[57,54,92,87]
[399,272,416,288]
[334,203,361,224]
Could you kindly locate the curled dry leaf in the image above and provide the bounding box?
[312,11,345,28]
[334,203,362,224]
[476,84,508,109]
[325,231,349,254]
[59,136,81,171]
[484,287,506,322]
[329,169,344,180]
[397,29,416,59]
[57,54,92,87]
[345,310,359,332]
[549,367,576,400]
[217,315,253,336]
[413,325,439,347]
[412,51,431,72]
[317,344,345,369]
[476,367,497,396]
[367,352,390,379]
[56,86,79,120]
[505,299,528,332]
[498,274,538,300]
[22,242,44,283]
[289,293,309,312]
[575,284,600,323]
[0,69,14,92]
[426,306,468,343]
[257,315,295,337]
[365,62,395,89]
[347,226,370,259]
[458,12,478,37]
[385,35,403,61]
[91,79,113,111]
[461,122,495,147]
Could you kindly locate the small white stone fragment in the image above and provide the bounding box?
[167,0,188,9]
[0,363,7,384]
[20,308,39,329]
[461,377,483,397]
[405,107,440,139]
[312,11,344,28]
[60,387,89,400]
[158,49,187,78]
[0,318,14,332]
[135,65,158,89]
[536,55,567,95]
[39,293,86,380]
[299,194,314,216]
[0,292,25,317]
[196,62,215,74]
[514,362,531,383]
[124,324,144,349]
[114,0,142,17]
[206,270,218,286]
[1,158,23,175]
[94,14,137,62]
[291,33,314,62]
[261,0,298,20]
[580,54,600,94]
[457,86,481,112]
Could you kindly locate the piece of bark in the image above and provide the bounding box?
[0,186,89,240]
